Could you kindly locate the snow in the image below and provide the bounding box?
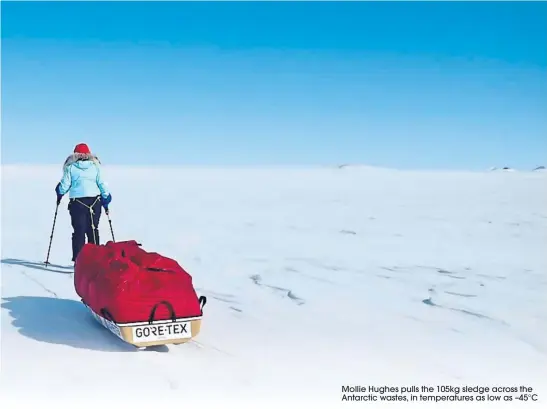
[1,164,546,409]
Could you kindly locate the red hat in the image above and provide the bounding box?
[74,143,91,154]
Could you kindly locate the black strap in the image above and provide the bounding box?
[199,296,207,313]
[103,297,204,326]
[148,301,176,324]
[146,267,175,274]
[100,308,116,323]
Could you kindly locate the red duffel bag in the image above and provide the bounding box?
[74,240,206,347]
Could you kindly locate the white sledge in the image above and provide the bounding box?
[82,300,203,349]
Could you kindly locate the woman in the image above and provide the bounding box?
[55,143,113,261]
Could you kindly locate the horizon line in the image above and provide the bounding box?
[1,162,545,173]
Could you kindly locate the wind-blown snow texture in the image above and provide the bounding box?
[1,165,546,409]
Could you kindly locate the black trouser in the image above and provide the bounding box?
[68,196,102,261]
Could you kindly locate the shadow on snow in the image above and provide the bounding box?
[1,296,168,353]
[1,258,73,275]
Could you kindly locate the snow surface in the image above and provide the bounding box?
[1,165,546,408]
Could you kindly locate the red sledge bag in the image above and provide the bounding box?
[74,240,207,348]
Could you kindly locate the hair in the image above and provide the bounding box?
[63,152,101,169]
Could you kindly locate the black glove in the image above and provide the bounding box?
[101,193,112,211]
[55,183,63,205]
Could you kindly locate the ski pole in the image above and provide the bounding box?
[105,209,116,242]
[44,201,60,266]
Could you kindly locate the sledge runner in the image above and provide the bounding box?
[55,143,112,262]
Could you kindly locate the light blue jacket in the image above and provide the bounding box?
[57,154,110,199]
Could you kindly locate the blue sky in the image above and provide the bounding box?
[2,1,546,169]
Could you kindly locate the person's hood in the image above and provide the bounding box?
[63,152,101,169]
